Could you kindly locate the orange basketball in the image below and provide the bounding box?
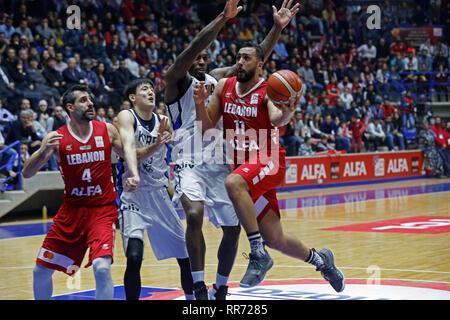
[267,69,304,106]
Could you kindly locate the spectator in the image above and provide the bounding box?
[0,129,18,180]
[339,87,353,110]
[42,57,66,94]
[364,117,386,151]
[36,100,51,132]
[400,90,416,129]
[112,59,135,98]
[357,39,377,61]
[0,17,15,39]
[125,49,140,78]
[95,107,107,122]
[299,136,314,156]
[434,64,449,102]
[383,114,405,151]
[27,58,60,105]
[322,114,350,152]
[46,105,68,133]
[402,62,418,92]
[4,109,42,154]
[306,97,322,116]
[349,114,365,153]
[63,57,84,88]
[54,52,68,74]
[337,120,352,151]
[280,117,302,157]
[418,120,446,178]
[432,117,450,176]
[299,59,323,92]
[325,77,340,106]
[105,107,116,124]
[34,18,57,42]
[381,99,397,119]
[309,112,326,139]
[316,135,335,153]
[80,59,100,93]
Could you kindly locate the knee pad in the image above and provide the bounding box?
[126,238,144,266]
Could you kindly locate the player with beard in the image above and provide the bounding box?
[23,84,139,300]
[165,0,300,299]
[193,43,346,292]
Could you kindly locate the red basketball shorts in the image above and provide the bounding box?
[36,202,118,275]
[232,149,286,222]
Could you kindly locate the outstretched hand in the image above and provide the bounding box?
[272,0,302,29]
[156,117,172,146]
[193,82,212,106]
[224,0,243,20]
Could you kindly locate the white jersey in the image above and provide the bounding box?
[167,74,225,165]
[118,109,169,190]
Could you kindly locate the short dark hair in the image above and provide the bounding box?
[124,78,154,104]
[61,84,90,110]
[238,41,264,61]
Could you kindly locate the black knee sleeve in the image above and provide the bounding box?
[124,238,143,300]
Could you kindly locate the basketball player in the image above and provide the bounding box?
[22,84,140,300]
[164,0,300,299]
[116,78,194,300]
[192,43,346,292]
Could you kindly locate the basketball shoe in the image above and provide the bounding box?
[239,248,273,288]
[208,284,228,300]
[314,248,346,292]
[193,281,208,300]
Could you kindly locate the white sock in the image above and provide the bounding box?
[216,273,228,288]
[191,270,204,284]
[33,264,55,300]
[93,256,114,300]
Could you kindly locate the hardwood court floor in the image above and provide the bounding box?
[0,178,449,300]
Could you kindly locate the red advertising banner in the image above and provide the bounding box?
[282,150,424,188]
[168,151,424,189]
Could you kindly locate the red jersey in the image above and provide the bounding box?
[221,76,281,165]
[57,120,116,206]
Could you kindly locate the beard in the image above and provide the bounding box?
[236,68,256,83]
[81,109,95,121]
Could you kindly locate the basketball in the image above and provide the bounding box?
[266,70,304,106]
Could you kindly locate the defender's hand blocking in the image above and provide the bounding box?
[272,0,302,29]
[156,117,172,146]
[223,0,243,20]
[193,82,212,106]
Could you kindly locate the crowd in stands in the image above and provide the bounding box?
[0,0,449,186]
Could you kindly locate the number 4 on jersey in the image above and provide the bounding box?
[82,168,92,183]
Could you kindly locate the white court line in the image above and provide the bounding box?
[5,263,450,276]
[3,263,450,276]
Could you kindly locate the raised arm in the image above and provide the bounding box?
[193,79,225,132]
[22,131,62,178]
[210,0,301,81]
[164,0,242,103]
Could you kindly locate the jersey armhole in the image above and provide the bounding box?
[165,76,194,106]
